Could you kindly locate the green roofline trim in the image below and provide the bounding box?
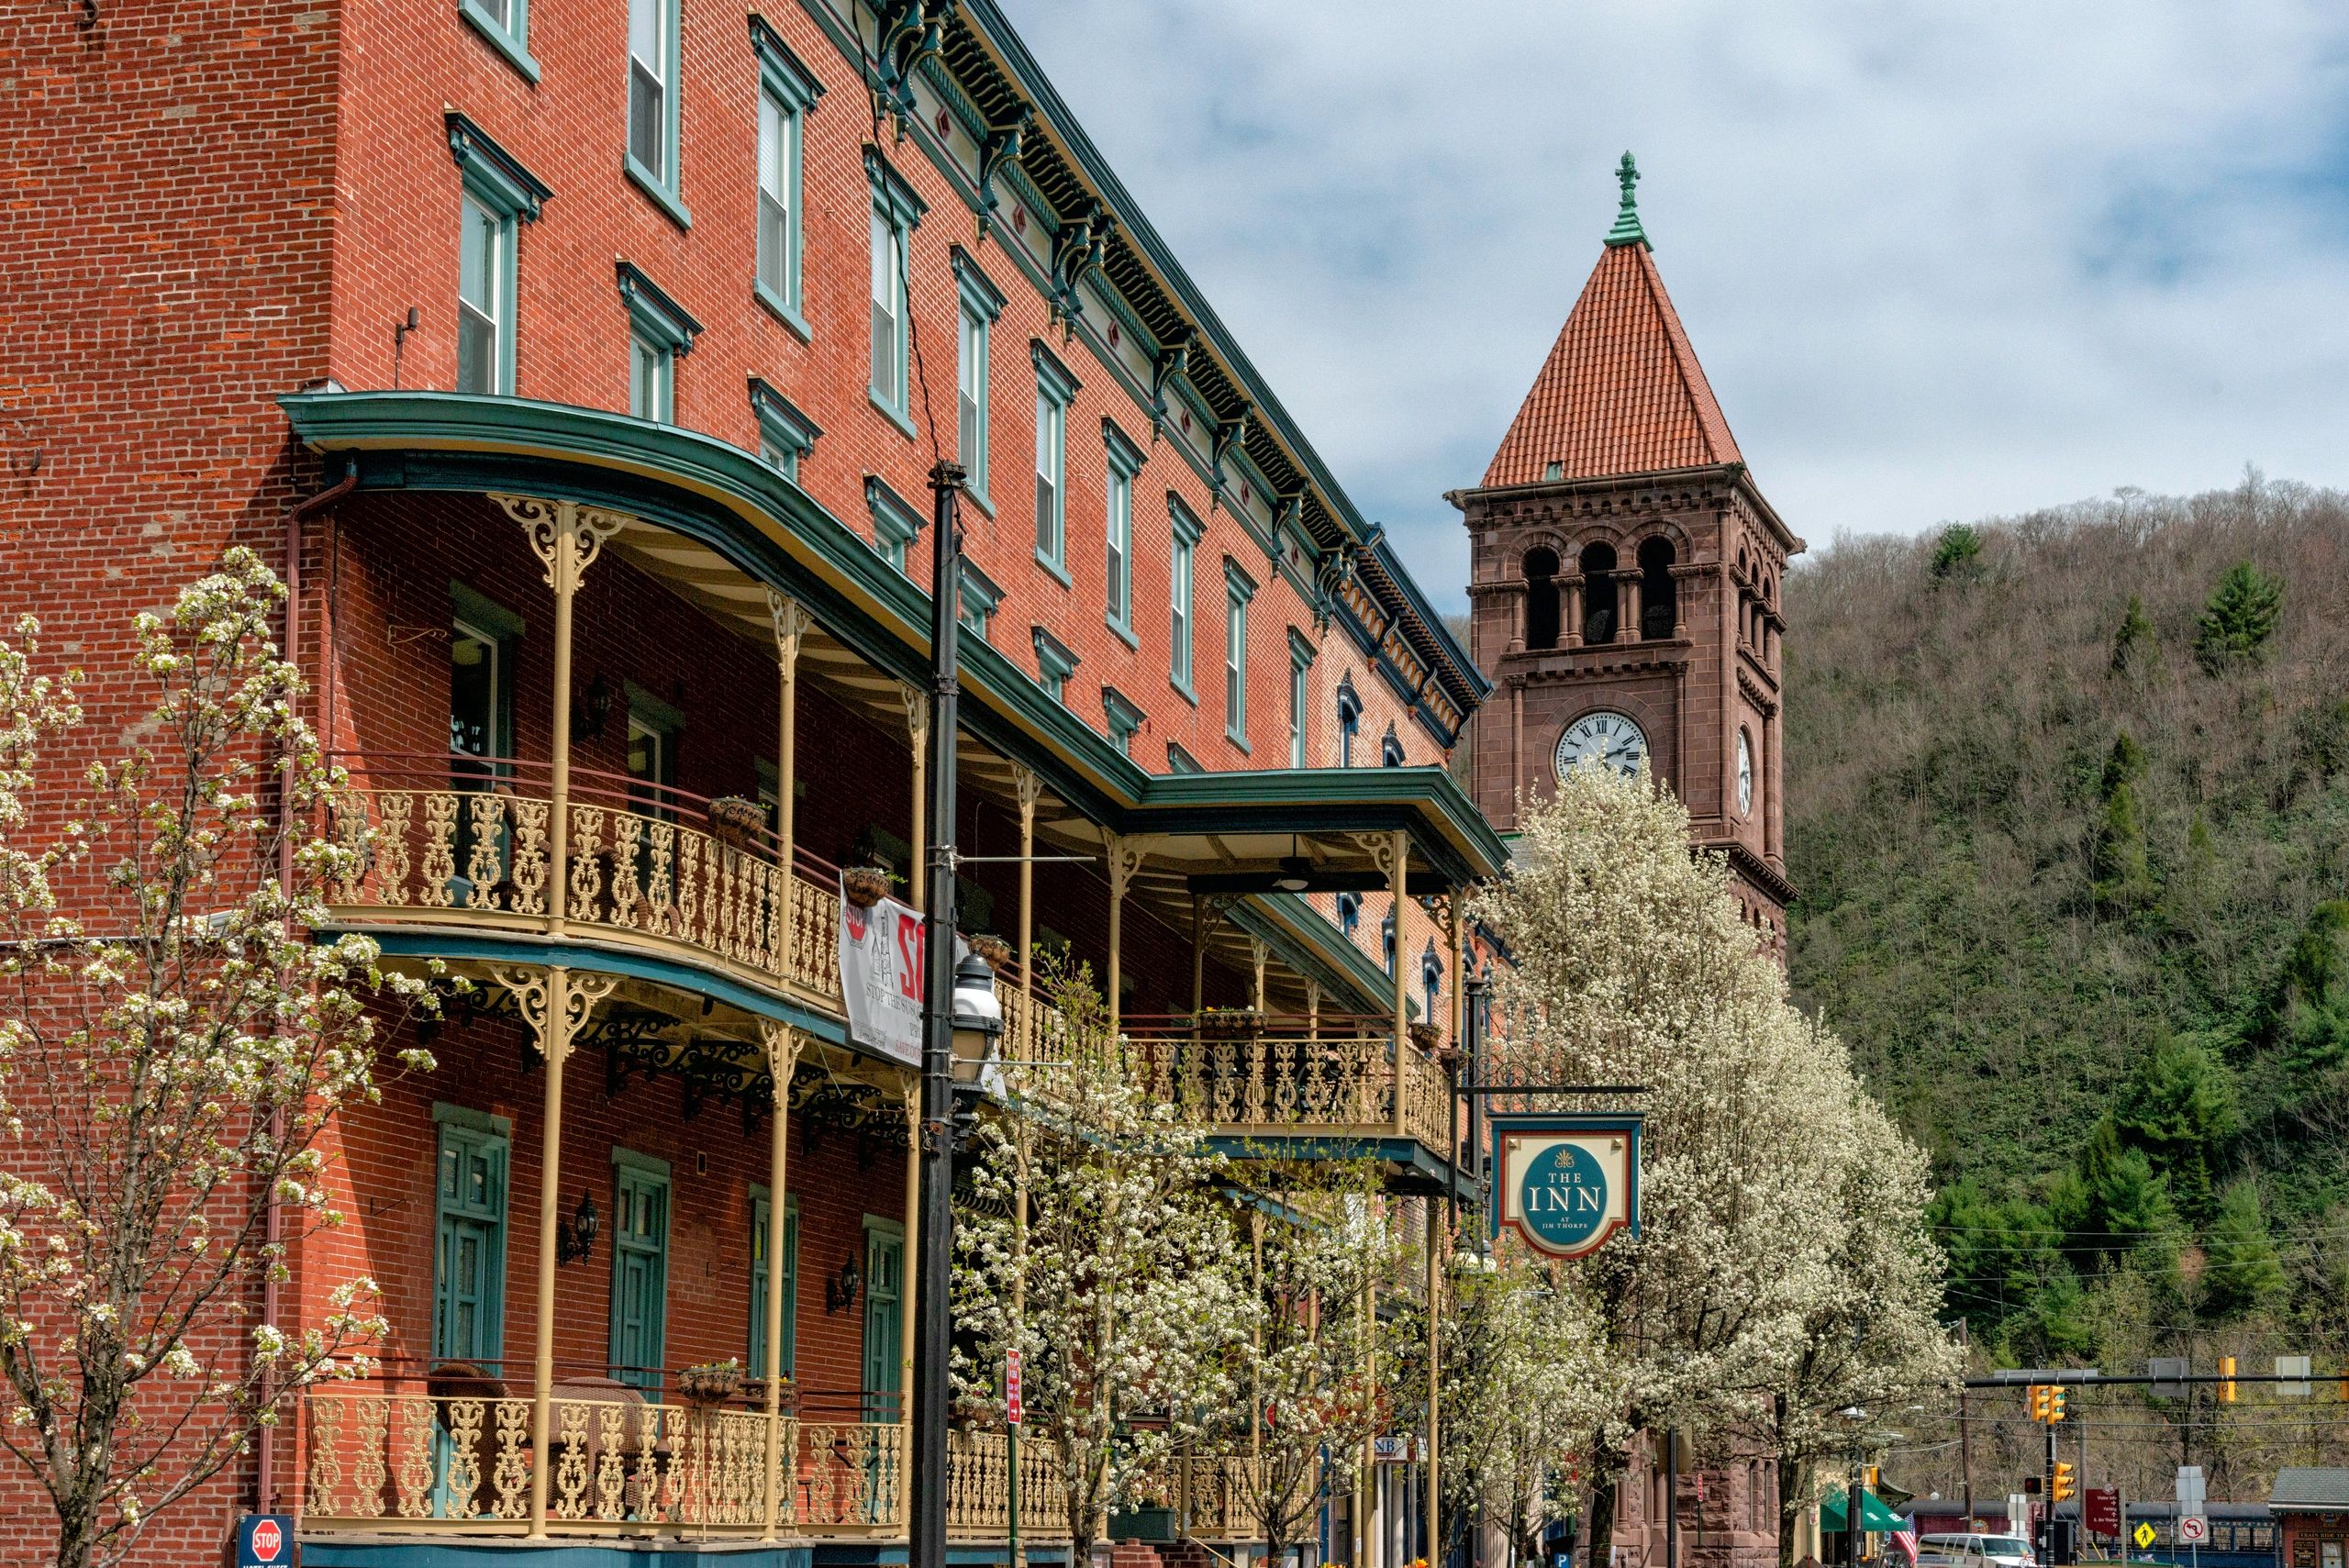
[277,392,1508,885]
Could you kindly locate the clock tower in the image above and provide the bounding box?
[1453,155,1800,951]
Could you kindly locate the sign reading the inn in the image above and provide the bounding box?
[1489,1114,1643,1260]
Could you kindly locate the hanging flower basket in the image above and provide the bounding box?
[742,1374,798,1413]
[966,933,1012,971]
[675,1359,743,1407]
[1407,1021,1443,1054]
[842,865,892,908]
[1197,1008,1264,1041]
[706,795,766,850]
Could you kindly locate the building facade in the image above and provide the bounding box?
[1454,157,1800,953]
[0,0,1493,1563]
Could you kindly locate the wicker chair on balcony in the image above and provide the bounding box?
[425,1361,508,1515]
[548,1374,663,1518]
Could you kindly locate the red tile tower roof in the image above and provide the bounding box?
[1482,155,1744,488]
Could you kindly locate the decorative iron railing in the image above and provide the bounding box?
[944,1429,1074,1540]
[301,1388,905,1535]
[319,753,841,1002]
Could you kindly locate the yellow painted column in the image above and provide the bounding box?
[1388,830,1409,1138]
[493,963,615,1540]
[1359,1267,1375,1568]
[1014,766,1041,996]
[495,495,626,937]
[1105,835,1141,1037]
[760,1023,801,1540]
[905,686,930,913]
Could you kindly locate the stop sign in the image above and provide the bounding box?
[235,1513,293,1565]
[250,1519,283,1560]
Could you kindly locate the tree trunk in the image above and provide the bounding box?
[1586,1475,1617,1568]
[1778,1458,1814,1568]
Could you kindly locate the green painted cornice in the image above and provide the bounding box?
[1225,892,1391,1017]
[277,392,1508,883]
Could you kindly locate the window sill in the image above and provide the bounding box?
[1033,549,1071,588]
[1225,730,1251,755]
[963,483,995,519]
[1106,613,1138,651]
[1169,675,1197,707]
[459,0,541,82]
[625,155,693,230]
[869,390,917,440]
[753,278,811,343]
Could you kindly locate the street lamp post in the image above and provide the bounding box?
[914,458,970,1568]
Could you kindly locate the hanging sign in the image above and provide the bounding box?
[1488,1113,1642,1259]
[839,880,925,1067]
[235,1514,295,1565]
[1006,1348,1023,1427]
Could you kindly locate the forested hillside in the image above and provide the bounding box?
[1784,476,2349,1383]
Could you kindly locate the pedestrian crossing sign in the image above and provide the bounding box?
[2135,1524,2157,1549]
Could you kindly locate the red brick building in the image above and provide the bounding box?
[0,0,1496,1563]
[1454,155,1800,954]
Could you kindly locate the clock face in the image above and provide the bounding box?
[1554,710,1648,780]
[1737,729,1754,816]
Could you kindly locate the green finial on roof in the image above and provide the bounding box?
[1605,150,1649,249]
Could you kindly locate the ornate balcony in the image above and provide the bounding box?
[322,752,841,1006]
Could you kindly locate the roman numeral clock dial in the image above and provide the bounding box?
[1554,710,1649,780]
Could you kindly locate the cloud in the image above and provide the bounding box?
[999,0,2349,607]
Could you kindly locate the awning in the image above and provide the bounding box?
[1820,1490,1905,1532]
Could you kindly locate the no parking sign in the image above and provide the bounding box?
[234,1513,295,1566]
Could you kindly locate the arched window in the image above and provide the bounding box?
[1578,542,1619,643]
[1637,537,1677,639]
[1381,907,1396,975]
[1335,676,1362,767]
[1419,940,1442,1029]
[1521,546,1560,650]
[1336,891,1360,938]
[1381,726,1405,768]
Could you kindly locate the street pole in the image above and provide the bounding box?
[1958,1321,1973,1529]
[1464,973,1486,1248]
[913,458,967,1568]
[2042,1413,2055,1566]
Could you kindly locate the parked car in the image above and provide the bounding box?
[1920,1533,2038,1568]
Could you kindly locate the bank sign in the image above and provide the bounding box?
[1489,1113,1642,1260]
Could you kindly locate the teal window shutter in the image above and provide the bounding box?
[862,1218,904,1422]
[607,1151,672,1393]
[432,1106,511,1370]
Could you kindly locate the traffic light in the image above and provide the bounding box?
[2219,1356,2238,1404]
[2048,1385,2066,1422]
[2029,1385,2050,1422]
[2053,1462,2076,1503]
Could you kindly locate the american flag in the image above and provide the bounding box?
[1890,1527,1920,1565]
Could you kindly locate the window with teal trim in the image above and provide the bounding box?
[447,116,547,397]
[862,1218,905,1422]
[751,378,821,480]
[458,0,536,81]
[1382,725,1405,768]
[1336,676,1362,768]
[627,0,687,225]
[1101,685,1145,756]
[958,557,1002,643]
[953,249,1004,506]
[1420,940,1443,1033]
[608,1151,671,1393]
[1287,629,1316,769]
[618,262,699,425]
[749,1190,799,1380]
[1336,892,1361,939]
[866,476,924,574]
[751,21,821,332]
[866,150,926,433]
[433,1108,509,1369]
[1104,421,1142,642]
[1169,495,1200,699]
[1032,626,1079,705]
[1224,559,1256,751]
[1031,341,1079,579]
[1166,741,1201,774]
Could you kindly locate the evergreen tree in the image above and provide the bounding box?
[2075,1117,2176,1258]
[2088,731,2154,912]
[2266,900,2349,1074]
[2192,560,2284,674]
[2110,1036,2240,1220]
[1931,523,1984,581]
[2201,1182,2288,1318]
[2110,595,2154,673]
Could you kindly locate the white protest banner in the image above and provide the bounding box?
[839,882,925,1067]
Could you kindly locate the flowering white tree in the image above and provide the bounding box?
[1442,1248,1621,1568]
[952,964,1251,1568]
[0,552,434,1568]
[1470,765,1954,1562]
[1210,1160,1403,1568]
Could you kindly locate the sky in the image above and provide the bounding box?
[1002,0,2349,613]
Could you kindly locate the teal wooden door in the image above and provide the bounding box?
[861,1221,903,1422]
[433,1123,507,1367]
[608,1160,670,1392]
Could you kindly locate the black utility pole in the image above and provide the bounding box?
[912,458,966,1568]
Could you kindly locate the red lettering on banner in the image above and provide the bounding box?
[896,913,924,1001]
